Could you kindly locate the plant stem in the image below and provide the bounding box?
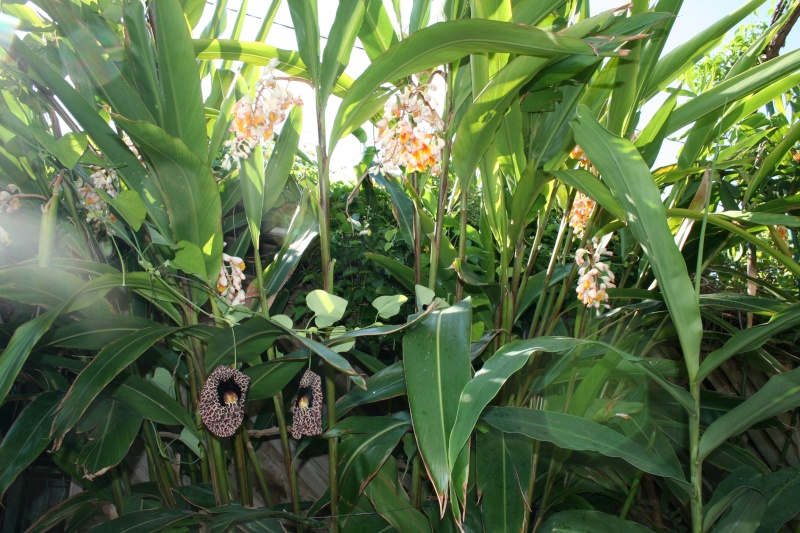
[325,364,340,531]
[142,422,177,507]
[266,347,302,515]
[428,66,454,292]
[456,171,471,301]
[234,427,252,506]
[690,380,703,533]
[411,453,423,507]
[412,172,423,287]
[242,428,275,507]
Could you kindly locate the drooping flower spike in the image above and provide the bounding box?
[575,234,617,316]
[290,369,323,439]
[199,366,250,438]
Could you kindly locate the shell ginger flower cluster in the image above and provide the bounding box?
[575,235,617,316]
[217,253,247,306]
[569,192,596,240]
[222,59,302,170]
[77,167,119,223]
[372,85,445,176]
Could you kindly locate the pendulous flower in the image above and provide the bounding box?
[290,369,323,439]
[217,253,247,306]
[569,192,596,240]
[199,366,250,438]
[575,234,617,316]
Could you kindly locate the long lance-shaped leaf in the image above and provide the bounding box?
[319,0,365,102]
[663,48,800,137]
[642,0,769,100]
[152,0,207,161]
[263,106,303,215]
[287,0,320,87]
[359,0,399,61]
[51,326,176,442]
[0,391,62,499]
[7,38,170,236]
[110,373,200,438]
[403,299,472,515]
[698,303,800,381]
[447,340,533,469]
[330,19,598,149]
[114,117,223,283]
[572,106,702,379]
[77,398,143,480]
[745,119,800,203]
[87,508,200,533]
[539,510,656,532]
[698,365,800,460]
[0,304,65,404]
[192,40,354,98]
[336,361,405,415]
[482,406,685,481]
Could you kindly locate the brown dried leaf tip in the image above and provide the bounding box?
[200,366,250,438]
[290,369,323,439]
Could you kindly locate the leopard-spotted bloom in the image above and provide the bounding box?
[290,369,323,439]
[199,366,250,438]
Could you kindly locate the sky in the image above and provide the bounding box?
[201,0,798,178]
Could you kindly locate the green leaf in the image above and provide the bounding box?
[0,305,64,404]
[539,510,655,532]
[372,295,408,319]
[476,429,531,533]
[331,19,597,147]
[337,361,405,415]
[549,169,626,221]
[193,40,354,98]
[287,0,320,86]
[572,105,702,379]
[51,326,176,441]
[107,189,147,231]
[403,298,472,511]
[0,391,62,499]
[330,416,410,506]
[263,105,303,215]
[482,407,685,481]
[320,0,365,102]
[244,358,306,401]
[205,317,280,370]
[363,457,431,532]
[24,490,100,533]
[109,374,199,439]
[307,289,349,328]
[699,365,800,460]
[447,339,533,468]
[114,117,223,283]
[152,0,207,160]
[359,0,399,60]
[698,303,800,381]
[31,130,87,169]
[87,508,200,533]
[171,240,207,279]
[76,398,142,479]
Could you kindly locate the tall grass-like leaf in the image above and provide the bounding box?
[642,0,768,100]
[152,0,207,161]
[51,326,176,441]
[476,429,531,533]
[0,305,64,404]
[76,398,143,479]
[244,358,306,400]
[193,40,354,98]
[482,407,685,481]
[359,0,399,60]
[320,0,365,102]
[109,374,200,438]
[698,366,800,460]
[331,19,597,147]
[114,117,223,283]
[698,303,800,380]
[328,416,410,506]
[287,0,320,86]
[336,362,405,415]
[447,340,534,468]
[0,391,61,499]
[572,106,702,379]
[123,0,164,126]
[263,106,303,215]
[403,299,472,512]
[87,509,201,533]
[539,510,656,532]
[364,457,431,532]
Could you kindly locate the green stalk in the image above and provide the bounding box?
[521,438,541,531]
[142,422,177,507]
[266,347,302,516]
[690,381,703,533]
[326,364,340,531]
[411,453,423,507]
[412,172,423,287]
[242,429,275,507]
[234,428,252,506]
[428,67,454,292]
[620,430,657,519]
[208,437,232,505]
[109,466,127,512]
[456,169,471,301]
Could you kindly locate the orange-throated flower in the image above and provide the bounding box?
[575,235,617,316]
[199,366,250,438]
